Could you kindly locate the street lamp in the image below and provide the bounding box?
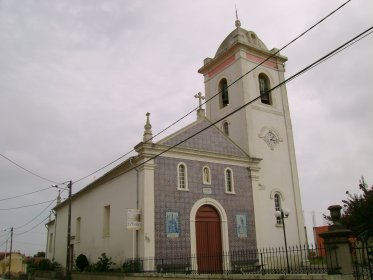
[66,181,72,280]
[275,208,290,274]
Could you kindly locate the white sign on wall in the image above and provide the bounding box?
[127,209,141,230]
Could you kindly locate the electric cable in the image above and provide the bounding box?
[296,29,373,76]
[72,0,352,185]
[11,188,66,236]
[0,237,8,247]
[0,182,67,205]
[0,232,9,242]
[13,240,45,246]
[14,198,57,229]
[0,199,55,210]
[93,26,373,185]
[0,186,55,202]
[0,153,60,184]
[15,215,50,236]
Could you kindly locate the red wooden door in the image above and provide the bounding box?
[196,205,222,273]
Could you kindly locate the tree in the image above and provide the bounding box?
[339,177,373,241]
[34,251,46,258]
[75,254,89,272]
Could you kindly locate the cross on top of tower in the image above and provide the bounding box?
[194,92,205,109]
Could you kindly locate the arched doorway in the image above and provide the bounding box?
[195,205,222,273]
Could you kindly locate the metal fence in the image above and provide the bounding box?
[351,244,373,280]
[123,245,328,274]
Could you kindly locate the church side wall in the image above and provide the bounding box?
[50,170,138,268]
[154,156,257,258]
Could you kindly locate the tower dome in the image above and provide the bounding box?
[215,24,268,58]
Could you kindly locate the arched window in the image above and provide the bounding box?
[219,78,229,108]
[177,163,188,190]
[225,168,234,193]
[202,166,211,184]
[259,74,271,105]
[223,121,229,136]
[274,193,282,224]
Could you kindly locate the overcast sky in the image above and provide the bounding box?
[0,0,372,256]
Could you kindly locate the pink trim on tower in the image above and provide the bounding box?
[246,53,277,69]
[207,55,236,77]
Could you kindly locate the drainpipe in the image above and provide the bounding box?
[129,156,139,259]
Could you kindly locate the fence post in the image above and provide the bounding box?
[320,205,354,278]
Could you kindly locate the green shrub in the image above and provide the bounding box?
[75,254,90,272]
[38,259,53,270]
[94,253,115,272]
[123,259,142,273]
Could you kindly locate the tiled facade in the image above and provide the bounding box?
[154,156,257,258]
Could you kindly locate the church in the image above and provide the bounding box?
[46,18,306,272]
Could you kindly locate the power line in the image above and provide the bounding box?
[0,199,55,210]
[15,215,50,236]
[11,188,66,238]
[0,232,9,243]
[298,29,373,76]
[0,186,54,202]
[72,0,351,185]
[95,26,373,185]
[13,240,45,246]
[0,153,60,184]
[0,239,8,248]
[14,198,57,229]
[0,184,68,202]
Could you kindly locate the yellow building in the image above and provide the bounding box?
[0,252,27,277]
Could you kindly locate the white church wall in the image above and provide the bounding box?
[50,169,138,268]
[246,66,307,248]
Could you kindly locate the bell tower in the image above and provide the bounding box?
[198,19,307,248]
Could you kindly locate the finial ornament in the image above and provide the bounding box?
[194,92,205,109]
[235,5,241,28]
[143,112,153,143]
[56,190,61,205]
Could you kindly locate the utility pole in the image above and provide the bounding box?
[65,181,72,280]
[8,227,13,278]
[5,238,8,259]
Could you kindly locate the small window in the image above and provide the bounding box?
[225,168,235,193]
[259,73,271,105]
[223,121,229,135]
[103,205,110,236]
[219,79,229,108]
[177,163,188,190]
[48,233,53,253]
[274,193,281,225]
[202,166,211,184]
[76,217,81,242]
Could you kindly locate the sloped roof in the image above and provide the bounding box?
[158,118,249,158]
